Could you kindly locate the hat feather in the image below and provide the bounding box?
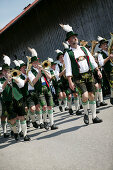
[59,24,73,32]
[13,60,20,67]
[28,47,37,57]
[48,58,53,63]
[97,36,104,42]
[55,49,63,54]
[18,60,25,65]
[63,42,69,49]
[3,55,11,66]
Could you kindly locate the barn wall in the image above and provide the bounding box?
[0,0,113,65]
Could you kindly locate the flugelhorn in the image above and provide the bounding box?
[10,69,21,77]
[41,60,51,69]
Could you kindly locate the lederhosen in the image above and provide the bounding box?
[67,47,95,94]
[2,78,25,120]
[101,51,112,94]
[31,68,53,107]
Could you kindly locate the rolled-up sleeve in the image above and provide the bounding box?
[98,53,104,66]
[0,82,3,93]
[54,65,60,80]
[14,77,25,88]
[28,71,35,82]
[64,52,72,76]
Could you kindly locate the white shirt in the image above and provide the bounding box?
[13,77,25,88]
[28,67,48,90]
[64,45,98,76]
[0,82,3,93]
[54,61,63,81]
[98,50,113,66]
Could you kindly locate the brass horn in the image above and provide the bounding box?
[41,60,51,69]
[10,69,21,77]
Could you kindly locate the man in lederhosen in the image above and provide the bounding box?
[60,24,103,125]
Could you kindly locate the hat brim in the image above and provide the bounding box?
[65,33,78,41]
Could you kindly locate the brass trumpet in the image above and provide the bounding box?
[41,60,51,69]
[10,69,21,77]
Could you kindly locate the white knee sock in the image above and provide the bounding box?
[98,88,103,102]
[95,89,99,101]
[29,110,36,123]
[82,101,89,115]
[63,97,67,108]
[16,120,22,133]
[89,100,96,119]
[20,120,27,137]
[42,110,47,122]
[48,110,54,126]
[35,110,43,124]
[74,97,79,111]
[68,98,72,109]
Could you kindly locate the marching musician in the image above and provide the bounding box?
[60,24,103,125]
[28,48,58,130]
[1,55,30,141]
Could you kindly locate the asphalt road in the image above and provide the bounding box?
[0,98,113,170]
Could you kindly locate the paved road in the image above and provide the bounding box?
[0,98,113,170]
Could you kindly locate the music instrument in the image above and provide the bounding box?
[26,56,34,86]
[108,33,113,64]
[41,60,51,69]
[91,40,98,56]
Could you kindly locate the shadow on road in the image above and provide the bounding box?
[36,124,86,141]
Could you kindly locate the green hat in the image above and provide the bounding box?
[51,62,57,66]
[65,31,78,41]
[55,49,64,60]
[2,64,10,70]
[99,39,108,48]
[30,56,39,63]
[20,63,27,68]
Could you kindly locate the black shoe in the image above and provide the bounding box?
[100,101,107,106]
[32,122,39,128]
[51,124,58,130]
[19,131,24,137]
[76,110,82,115]
[110,97,113,105]
[96,101,100,107]
[92,116,103,123]
[40,123,44,129]
[96,110,100,114]
[69,108,74,115]
[59,106,63,112]
[65,107,69,111]
[11,131,14,137]
[26,120,30,127]
[44,122,49,130]
[24,135,31,141]
[4,133,10,138]
[14,133,19,141]
[84,114,89,125]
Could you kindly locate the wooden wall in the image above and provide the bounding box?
[0,0,113,65]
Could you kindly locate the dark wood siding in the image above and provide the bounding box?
[0,0,113,65]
